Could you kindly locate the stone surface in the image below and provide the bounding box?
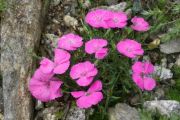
[66,106,85,120]
[106,0,118,5]
[82,0,91,8]
[35,100,44,110]
[175,55,180,66]
[154,88,165,99]
[0,88,3,113]
[51,0,61,6]
[35,106,61,120]
[107,2,127,12]
[93,2,127,12]
[1,0,49,119]
[144,100,180,116]
[160,39,180,54]
[108,103,140,120]
[63,15,78,28]
[154,66,173,80]
[0,113,4,120]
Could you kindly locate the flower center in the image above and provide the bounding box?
[80,72,87,77]
[85,92,91,96]
[113,18,119,23]
[68,39,75,45]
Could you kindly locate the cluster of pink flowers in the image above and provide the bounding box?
[29,9,154,109]
[116,39,156,90]
[85,9,150,31]
[29,33,105,108]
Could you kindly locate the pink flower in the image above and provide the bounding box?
[131,61,156,91]
[71,80,103,108]
[116,39,144,58]
[29,69,63,102]
[70,61,98,86]
[105,12,127,28]
[40,49,70,74]
[131,16,150,32]
[58,33,83,51]
[85,9,111,28]
[85,39,108,59]
[132,73,156,91]
[132,61,154,74]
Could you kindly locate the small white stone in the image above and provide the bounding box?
[154,66,173,80]
[144,100,180,116]
[63,15,78,28]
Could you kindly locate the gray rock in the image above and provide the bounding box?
[144,100,180,116]
[108,103,140,120]
[45,33,59,48]
[125,9,132,18]
[51,0,61,6]
[175,55,180,67]
[35,106,61,120]
[35,100,44,110]
[66,106,85,120]
[154,66,173,80]
[160,39,180,54]
[161,58,167,68]
[0,88,3,113]
[154,88,165,99]
[0,113,3,120]
[107,2,127,12]
[63,15,78,28]
[106,0,118,5]
[82,0,91,8]
[93,2,127,12]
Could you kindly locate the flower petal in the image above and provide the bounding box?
[54,49,71,64]
[53,61,70,74]
[49,77,63,100]
[88,80,102,93]
[144,77,156,91]
[39,58,54,74]
[95,48,108,59]
[71,91,86,98]
[76,77,94,86]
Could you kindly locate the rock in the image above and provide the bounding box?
[168,63,174,69]
[63,15,78,28]
[161,58,167,68]
[108,103,140,120]
[160,39,180,54]
[51,0,61,6]
[93,2,127,12]
[0,113,4,120]
[35,106,61,120]
[144,100,180,116]
[66,106,85,120]
[125,9,132,18]
[107,2,127,12]
[106,0,118,5]
[154,88,165,99]
[130,95,140,105]
[82,0,91,8]
[154,66,173,80]
[45,33,59,48]
[35,100,44,110]
[1,0,49,119]
[0,88,3,113]
[175,55,180,66]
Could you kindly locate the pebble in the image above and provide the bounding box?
[108,103,140,120]
[144,100,180,116]
[63,15,78,28]
[160,39,180,54]
[154,66,173,80]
